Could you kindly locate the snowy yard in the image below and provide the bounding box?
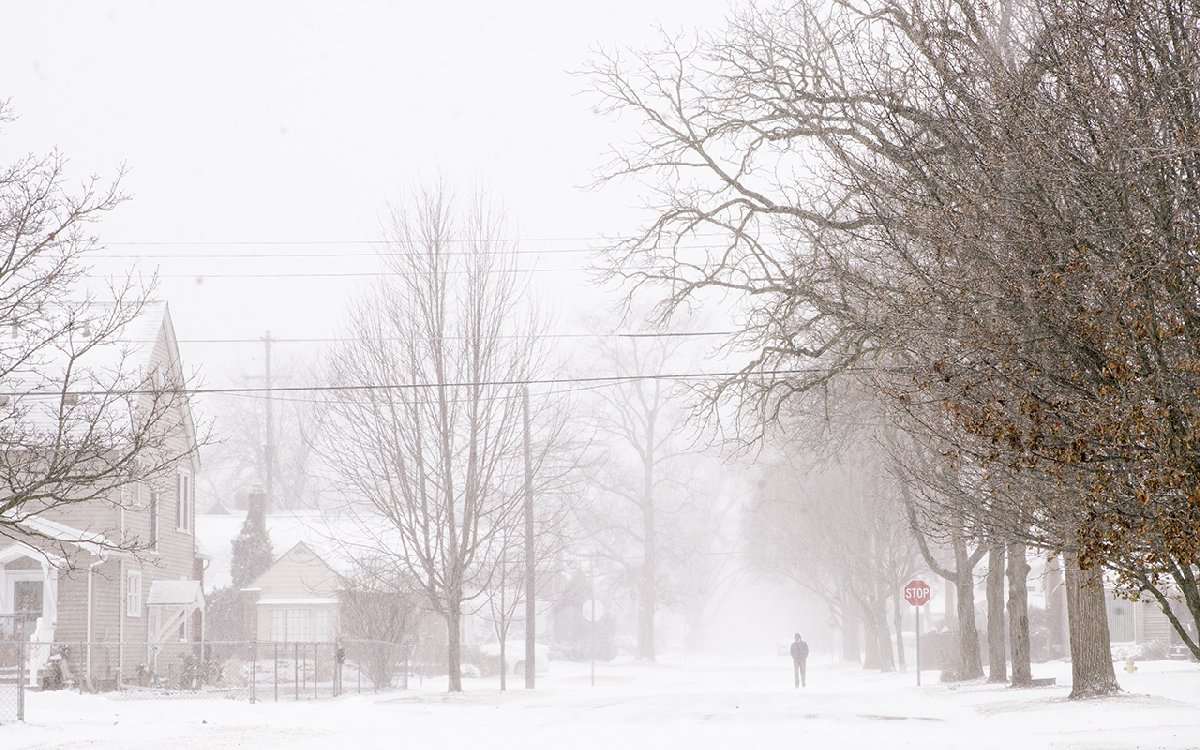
[7,655,1199,749]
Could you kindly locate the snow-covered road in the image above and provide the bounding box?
[7,656,1199,749]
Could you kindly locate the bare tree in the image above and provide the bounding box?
[316,182,559,692]
[585,0,1200,697]
[578,334,690,661]
[747,433,921,672]
[671,465,744,655]
[482,465,578,690]
[0,101,199,559]
[338,557,421,689]
[199,355,322,513]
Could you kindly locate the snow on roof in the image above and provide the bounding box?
[7,515,115,557]
[2,301,198,461]
[196,510,400,593]
[147,579,204,607]
[6,301,167,392]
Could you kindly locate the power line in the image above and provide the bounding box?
[4,366,872,398]
[87,242,725,261]
[102,238,598,246]
[91,248,593,260]
[147,268,594,279]
[219,378,620,407]
[99,233,727,248]
[167,331,736,345]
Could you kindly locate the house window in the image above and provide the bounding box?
[134,482,159,549]
[269,608,330,642]
[149,491,159,549]
[287,609,307,641]
[177,471,191,532]
[126,571,142,617]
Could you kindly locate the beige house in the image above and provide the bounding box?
[1106,587,1197,655]
[0,302,204,687]
[242,542,340,642]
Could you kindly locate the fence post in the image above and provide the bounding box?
[249,641,257,704]
[313,643,317,701]
[274,643,279,702]
[294,643,299,702]
[17,638,26,722]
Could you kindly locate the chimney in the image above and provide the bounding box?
[247,484,267,526]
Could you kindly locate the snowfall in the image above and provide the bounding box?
[5,655,1199,749]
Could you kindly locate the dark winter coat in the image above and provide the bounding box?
[790,639,809,664]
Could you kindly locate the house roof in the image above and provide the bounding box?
[196,511,374,593]
[3,300,199,468]
[7,516,116,558]
[243,540,341,592]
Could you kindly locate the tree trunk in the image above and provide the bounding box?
[841,605,861,662]
[638,426,656,662]
[1006,541,1032,687]
[499,637,507,691]
[953,536,983,680]
[987,543,1007,683]
[893,593,906,672]
[862,604,881,669]
[499,576,508,692]
[1063,551,1120,698]
[944,576,957,629]
[1045,553,1067,658]
[685,600,707,653]
[954,573,983,679]
[446,604,463,692]
[873,600,896,672]
[638,527,656,661]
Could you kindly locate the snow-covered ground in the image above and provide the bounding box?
[7,655,1199,749]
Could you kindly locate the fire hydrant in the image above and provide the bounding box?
[1124,658,1137,673]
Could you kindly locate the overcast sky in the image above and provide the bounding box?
[2,0,732,386]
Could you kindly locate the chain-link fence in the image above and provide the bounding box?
[22,639,412,703]
[0,615,28,723]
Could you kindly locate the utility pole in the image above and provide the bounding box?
[263,330,274,515]
[523,385,535,689]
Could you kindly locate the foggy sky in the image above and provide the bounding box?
[1,0,731,383]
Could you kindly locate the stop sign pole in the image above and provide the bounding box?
[904,580,932,686]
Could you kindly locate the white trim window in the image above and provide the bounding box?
[149,490,160,549]
[269,608,331,642]
[135,481,160,550]
[126,571,142,617]
[177,471,191,532]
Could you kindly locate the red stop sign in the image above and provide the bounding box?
[904,580,931,606]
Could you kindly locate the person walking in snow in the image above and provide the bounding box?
[790,633,809,688]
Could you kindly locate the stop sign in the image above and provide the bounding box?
[904,580,931,606]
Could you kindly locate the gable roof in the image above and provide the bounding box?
[243,540,342,598]
[10,516,116,557]
[197,511,372,592]
[1,300,200,468]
